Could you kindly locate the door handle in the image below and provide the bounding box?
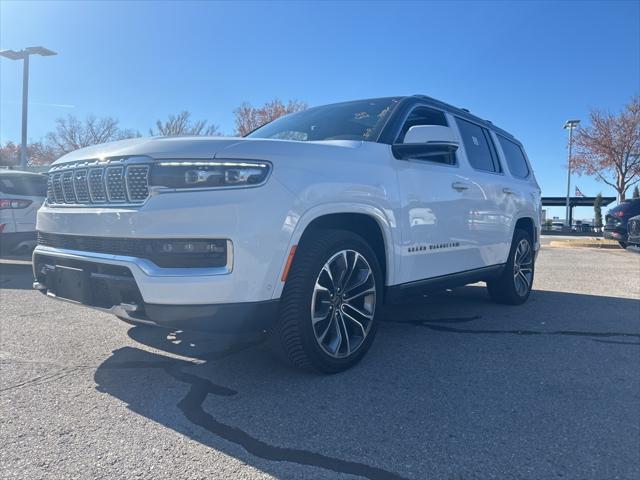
[503,187,515,195]
[452,181,471,191]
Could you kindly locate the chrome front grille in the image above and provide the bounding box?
[61,171,76,203]
[73,169,90,203]
[125,165,150,201]
[47,158,150,206]
[106,166,126,202]
[88,168,106,203]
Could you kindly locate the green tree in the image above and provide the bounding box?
[594,193,603,229]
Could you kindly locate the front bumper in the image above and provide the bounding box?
[32,246,279,332]
[603,229,625,241]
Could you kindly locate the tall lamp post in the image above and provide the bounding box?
[563,119,580,228]
[0,46,57,169]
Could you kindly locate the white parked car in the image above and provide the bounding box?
[34,96,541,372]
[0,170,47,255]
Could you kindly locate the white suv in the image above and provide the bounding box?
[34,95,541,372]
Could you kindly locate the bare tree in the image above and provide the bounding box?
[572,96,640,200]
[46,115,138,156]
[234,99,307,136]
[0,141,58,166]
[0,142,19,166]
[28,141,59,165]
[150,111,221,136]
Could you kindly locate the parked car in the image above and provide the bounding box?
[0,170,47,255]
[626,214,640,253]
[551,222,565,232]
[604,198,640,248]
[572,221,592,233]
[33,95,541,372]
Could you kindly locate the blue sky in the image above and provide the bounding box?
[1,0,638,219]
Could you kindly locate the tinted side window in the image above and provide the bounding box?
[396,106,448,143]
[497,135,530,178]
[0,174,47,196]
[455,117,501,173]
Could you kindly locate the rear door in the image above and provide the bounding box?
[452,117,515,266]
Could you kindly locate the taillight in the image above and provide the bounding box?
[0,199,33,209]
[612,210,625,218]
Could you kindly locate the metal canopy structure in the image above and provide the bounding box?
[542,196,616,207]
[541,196,617,224]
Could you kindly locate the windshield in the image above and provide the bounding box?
[247,97,402,142]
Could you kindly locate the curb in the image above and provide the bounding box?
[548,241,622,249]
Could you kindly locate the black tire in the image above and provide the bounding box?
[270,229,383,373]
[486,229,534,305]
[619,241,628,249]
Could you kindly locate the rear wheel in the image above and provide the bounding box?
[270,229,382,373]
[487,229,534,305]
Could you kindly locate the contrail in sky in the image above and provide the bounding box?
[1,100,75,108]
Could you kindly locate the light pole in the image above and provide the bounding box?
[563,119,580,228]
[0,46,57,169]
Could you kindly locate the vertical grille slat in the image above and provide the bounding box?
[106,166,126,202]
[52,173,64,203]
[125,165,150,202]
[61,171,77,203]
[46,175,55,203]
[73,169,90,203]
[88,168,107,203]
[47,160,150,206]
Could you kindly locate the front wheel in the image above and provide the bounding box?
[487,229,535,305]
[270,229,383,373]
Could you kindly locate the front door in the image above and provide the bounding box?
[394,106,481,284]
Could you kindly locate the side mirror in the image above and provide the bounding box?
[393,125,459,164]
[403,125,459,145]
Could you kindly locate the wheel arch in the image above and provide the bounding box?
[271,204,396,300]
[515,216,536,242]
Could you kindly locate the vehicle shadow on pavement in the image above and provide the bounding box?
[94,286,640,480]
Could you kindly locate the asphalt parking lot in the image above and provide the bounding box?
[1,244,639,480]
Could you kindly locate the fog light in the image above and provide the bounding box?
[145,239,229,268]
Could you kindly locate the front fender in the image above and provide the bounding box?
[270,202,399,300]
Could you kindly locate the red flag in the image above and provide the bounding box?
[575,186,585,197]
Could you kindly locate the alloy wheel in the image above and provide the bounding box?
[513,238,533,297]
[311,250,376,358]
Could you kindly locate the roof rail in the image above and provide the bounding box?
[409,94,515,139]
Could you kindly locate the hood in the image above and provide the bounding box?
[51,136,364,166]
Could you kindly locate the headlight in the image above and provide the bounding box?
[150,160,271,189]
